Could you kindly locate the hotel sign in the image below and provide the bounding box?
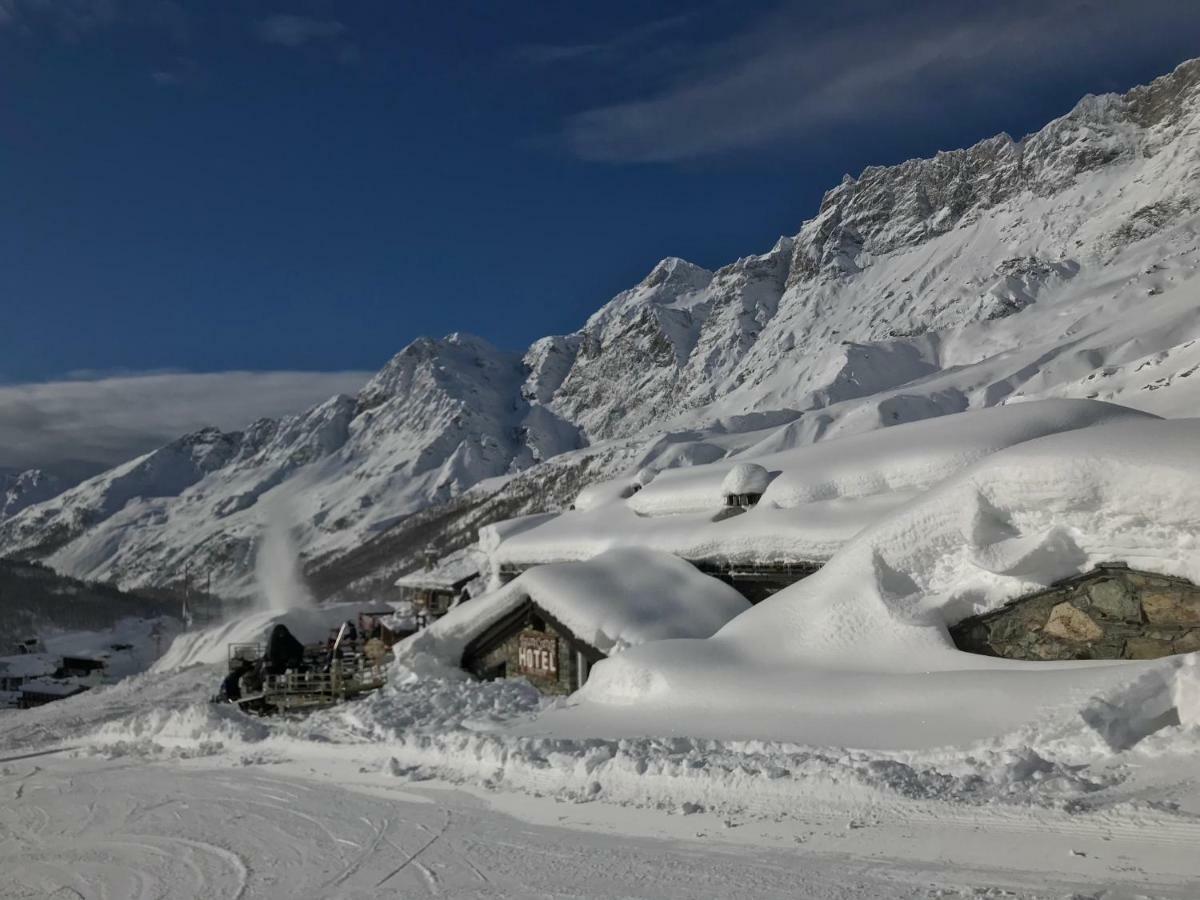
[517,632,558,677]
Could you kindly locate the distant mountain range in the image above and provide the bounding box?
[3,57,1200,602]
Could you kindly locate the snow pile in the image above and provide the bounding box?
[574,418,1200,748]
[152,602,366,671]
[495,401,1154,568]
[396,547,750,670]
[720,462,770,498]
[629,400,1153,516]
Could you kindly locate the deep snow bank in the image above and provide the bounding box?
[574,418,1200,747]
[627,399,1155,515]
[495,400,1154,567]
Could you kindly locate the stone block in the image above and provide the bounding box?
[1123,637,1176,660]
[1142,590,1200,626]
[1043,602,1103,642]
[1086,579,1140,621]
[1173,630,1200,654]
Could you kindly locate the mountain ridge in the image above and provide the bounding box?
[3,56,1200,599]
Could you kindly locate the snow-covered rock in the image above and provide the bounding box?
[574,418,1200,746]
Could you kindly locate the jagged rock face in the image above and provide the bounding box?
[536,58,1200,439]
[3,58,1200,597]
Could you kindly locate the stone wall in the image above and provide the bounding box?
[951,564,1200,661]
[465,613,584,695]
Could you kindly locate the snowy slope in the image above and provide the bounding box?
[572,418,1200,747]
[3,58,1200,597]
[491,400,1155,568]
[1,468,66,519]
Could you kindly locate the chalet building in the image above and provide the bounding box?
[0,653,58,693]
[951,562,1200,661]
[395,548,483,625]
[462,598,602,694]
[419,549,751,696]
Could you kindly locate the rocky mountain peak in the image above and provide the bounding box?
[4,57,1199,598]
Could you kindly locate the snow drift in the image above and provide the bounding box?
[571,418,1200,748]
[496,400,1156,567]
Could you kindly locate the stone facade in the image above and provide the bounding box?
[951,564,1200,661]
[462,601,599,694]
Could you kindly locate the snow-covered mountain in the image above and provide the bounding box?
[3,57,1199,598]
[1,469,66,520]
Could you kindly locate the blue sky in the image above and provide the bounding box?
[1,0,1199,469]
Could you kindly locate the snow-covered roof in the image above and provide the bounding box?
[629,399,1152,516]
[20,678,87,697]
[720,462,771,496]
[0,653,59,679]
[496,400,1154,567]
[395,547,751,670]
[395,548,483,591]
[573,418,1200,745]
[153,602,377,671]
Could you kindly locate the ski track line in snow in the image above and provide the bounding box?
[5,751,1200,898]
[373,808,451,889]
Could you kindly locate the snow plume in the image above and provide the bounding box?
[254,501,312,612]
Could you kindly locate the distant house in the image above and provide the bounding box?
[0,653,59,693]
[58,656,107,678]
[12,637,46,655]
[18,678,89,708]
[491,462,823,605]
[395,548,484,625]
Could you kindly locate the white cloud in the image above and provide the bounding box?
[559,0,1200,163]
[255,13,345,47]
[0,370,370,473]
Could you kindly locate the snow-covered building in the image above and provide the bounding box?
[394,548,484,624]
[491,401,1153,604]
[397,548,751,694]
[0,653,58,693]
[573,418,1200,747]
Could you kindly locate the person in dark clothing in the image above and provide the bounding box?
[219,666,245,702]
[263,624,306,676]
